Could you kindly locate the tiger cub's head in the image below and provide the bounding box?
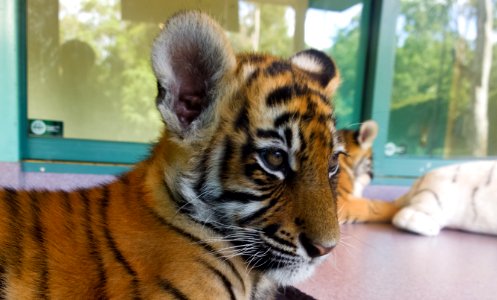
[339,120,378,197]
[151,11,342,285]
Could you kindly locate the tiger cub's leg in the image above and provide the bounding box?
[338,195,400,224]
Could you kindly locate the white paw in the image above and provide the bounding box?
[393,207,442,236]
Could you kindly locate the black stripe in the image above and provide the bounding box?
[252,178,268,186]
[0,260,5,300]
[266,86,293,106]
[238,198,278,226]
[412,189,442,208]
[262,224,297,251]
[82,190,108,298]
[119,175,131,205]
[309,132,316,143]
[146,208,245,292]
[262,224,279,235]
[194,151,210,198]
[246,68,261,87]
[235,103,249,132]
[244,163,279,183]
[301,111,315,123]
[29,191,49,300]
[318,113,331,124]
[284,128,293,150]
[298,130,307,153]
[158,278,189,300]
[274,112,300,128]
[199,260,236,300]
[100,187,141,300]
[487,163,496,186]
[293,84,309,97]
[221,138,234,177]
[315,92,331,106]
[119,174,130,186]
[3,189,23,274]
[218,190,268,203]
[241,136,256,159]
[256,129,284,142]
[61,191,73,214]
[471,187,479,222]
[60,191,76,239]
[265,61,292,76]
[306,98,317,115]
[452,165,460,182]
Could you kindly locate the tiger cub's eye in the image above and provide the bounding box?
[261,149,286,171]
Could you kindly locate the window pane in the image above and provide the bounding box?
[387,0,497,158]
[305,3,365,129]
[27,0,366,143]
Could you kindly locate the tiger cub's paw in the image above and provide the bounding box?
[392,207,442,236]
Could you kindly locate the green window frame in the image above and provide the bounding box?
[1,0,26,164]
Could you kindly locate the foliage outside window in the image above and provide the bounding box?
[387,0,496,158]
[27,0,367,145]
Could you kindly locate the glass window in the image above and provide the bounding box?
[386,0,497,158]
[27,0,368,145]
[305,2,366,128]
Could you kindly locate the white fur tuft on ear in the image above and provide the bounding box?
[290,49,340,97]
[151,11,236,139]
[358,120,378,149]
[291,54,324,74]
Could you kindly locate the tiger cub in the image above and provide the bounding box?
[0,11,343,300]
[336,120,400,224]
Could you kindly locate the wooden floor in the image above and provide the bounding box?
[297,223,497,300]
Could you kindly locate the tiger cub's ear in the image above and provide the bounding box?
[358,120,378,150]
[290,49,340,98]
[151,11,236,140]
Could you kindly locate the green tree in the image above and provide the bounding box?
[325,15,361,128]
[227,2,293,57]
[57,0,162,142]
[386,0,496,157]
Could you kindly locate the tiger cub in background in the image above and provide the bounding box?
[0,11,343,300]
[336,120,400,224]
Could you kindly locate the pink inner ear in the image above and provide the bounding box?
[359,128,371,144]
[172,66,208,127]
[174,94,205,127]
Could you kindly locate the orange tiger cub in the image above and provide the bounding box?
[336,120,400,224]
[0,11,344,300]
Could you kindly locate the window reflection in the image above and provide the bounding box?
[27,0,366,143]
[388,0,496,158]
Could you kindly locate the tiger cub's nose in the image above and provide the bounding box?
[299,233,336,258]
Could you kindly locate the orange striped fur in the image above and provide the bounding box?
[0,11,343,299]
[336,121,400,224]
